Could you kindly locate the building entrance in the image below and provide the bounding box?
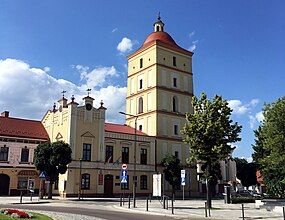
[0,174,10,195]
[104,174,113,197]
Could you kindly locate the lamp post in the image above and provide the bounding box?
[119,111,138,208]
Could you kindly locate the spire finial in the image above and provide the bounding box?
[61,90,66,98]
[87,88,91,96]
[157,12,161,21]
[71,95,75,102]
[100,100,104,107]
[53,103,56,112]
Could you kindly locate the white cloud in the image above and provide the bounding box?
[0,58,126,123]
[189,31,195,38]
[255,111,264,122]
[76,65,118,88]
[249,115,256,129]
[117,37,135,53]
[228,99,259,115]
[43,67,50,72]
[112,28,118,33]
[189,40,198,52]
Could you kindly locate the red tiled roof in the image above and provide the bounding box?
[0,116,49,140]
[128,31,193,59]
[105,123,147,136]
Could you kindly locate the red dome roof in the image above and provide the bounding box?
[143,31,178,47]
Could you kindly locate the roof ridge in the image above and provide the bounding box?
[0,116,41,123]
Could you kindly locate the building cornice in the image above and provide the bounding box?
[125,110,186,120]
[128,63,192,78]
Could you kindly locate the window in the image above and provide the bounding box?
[138,97,143,114]
[140,175,147,190]
[156,26,159,32]
[105,145,113,163]
[81,173,90,190]
[0,146,8,161]
[54,179,59,190]
[173,78,177,88]
[173,96,178,112]
[173,56,177,66]
[122,147,129,164]
[140,148,147,165]
[82,143,91,161]
[121,175,129,189]
[139,125,143,131]
[174,151,179,159]
[18,177,28,189]
[174,125,178,135]
[21,147,29,163]
[140,58,143,68]
[139,79,143,89]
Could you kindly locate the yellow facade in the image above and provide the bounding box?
[125,17,198,195]
[42,96,156,197]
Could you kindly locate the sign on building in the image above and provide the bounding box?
[152,174,162,197]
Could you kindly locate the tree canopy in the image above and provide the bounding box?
[234,157,257,187]
[161,154,182,195]
[34,141,72,199]
[252,96,285,197]
[182,92,242,207]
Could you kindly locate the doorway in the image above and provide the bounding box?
[104,174,113,197]
[0,174,10,195]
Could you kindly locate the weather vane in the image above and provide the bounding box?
[87,88,91,96]
[61,90,67,98]
[157,12,161,20]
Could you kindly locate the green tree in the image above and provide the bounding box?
[161,154,182,196]
[252,97,285,197]
[182,93,242,208]
[34,141,72,199]
[234,158,257,187]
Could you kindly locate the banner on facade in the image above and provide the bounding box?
[152,174,162,197]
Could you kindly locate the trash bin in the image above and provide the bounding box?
[224,186,231,204]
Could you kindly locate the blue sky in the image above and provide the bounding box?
[0,0,284,160]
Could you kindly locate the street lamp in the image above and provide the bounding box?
[119,111,138,208]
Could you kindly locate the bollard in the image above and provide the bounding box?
[241,204,245,220]
[166,197,168,210]
[120,194,122,207]
[171,194,174,215]
[283,207,285,220]
[149,194,152,203]
[128,195,130,209]
[20,191,23,204]
[163,195,166,209]
[30,192,32,201]
[146,197,149,211]
[208,206,211,217]
[205,201,208,217]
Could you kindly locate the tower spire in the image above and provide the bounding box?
[154,12,164,32]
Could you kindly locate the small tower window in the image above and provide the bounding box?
[139,79,143,89]
[173,56,177,66]
[140,58,143,68]
[138,97,143,114]
[173,78,177,88]
[174,125,178,135]
[156,26,159,32]
[173,96,178,112]
[139,125,143,131]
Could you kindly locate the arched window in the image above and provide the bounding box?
[81,173,90,190]
[173,96,178,112]
[138,97,143,113]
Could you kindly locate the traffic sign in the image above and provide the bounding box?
[121,164,128,170]
[39,172,46,179]
[181,170,186,186]
[120,170,128,183]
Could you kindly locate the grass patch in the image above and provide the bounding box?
[0,212,53,220]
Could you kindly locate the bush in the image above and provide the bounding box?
[231,196,255,204]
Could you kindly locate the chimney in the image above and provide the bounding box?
[1,111,9,117]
